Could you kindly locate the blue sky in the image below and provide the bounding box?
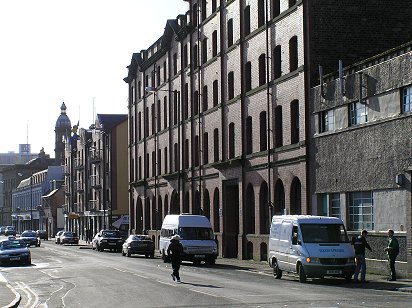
[0,0,188,155]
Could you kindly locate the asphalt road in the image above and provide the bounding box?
[1,240,411,308]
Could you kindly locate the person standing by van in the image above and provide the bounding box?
[351,230,372,283]
[168,234,183,283]
[384,229,399,281]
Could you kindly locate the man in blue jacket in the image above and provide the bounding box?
[352,229,372,283]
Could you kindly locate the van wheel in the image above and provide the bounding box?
[273,261,282,279]
[298,264,306,283]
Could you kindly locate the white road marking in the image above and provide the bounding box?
[0,272,7,283]
[15,281,39,308]
[188,288,221,298]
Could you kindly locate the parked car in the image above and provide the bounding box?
[60,231,79,245]
[36,230,48,240]
[122,235,155,258]
[55,230,64,244]
[0,226,6,235]
[0,237,31,266]
[20,231,41,247]
[92,230,123,252]
[5,226,16,236]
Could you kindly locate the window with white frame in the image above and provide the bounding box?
[402,85,412,113]
[348,191,373,230]
[320,109,335,133]
[349,101,367,126]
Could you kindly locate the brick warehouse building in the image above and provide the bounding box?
[124,0,412,261]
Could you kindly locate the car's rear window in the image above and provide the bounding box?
[102,231,120,238]
[22,232,37,237]
[131,235,151,241]
[63,232,77,237]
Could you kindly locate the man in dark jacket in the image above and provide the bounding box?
[351,229,372,283]
[167,234,184,283]
[384,229,399,281]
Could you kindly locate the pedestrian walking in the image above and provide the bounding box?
[384,229,399,281]
[351,230,372,283]
[167,234,183,283]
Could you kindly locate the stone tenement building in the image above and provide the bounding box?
[63,114,128,239]
[310,43,412,276]
[124,0,412,261]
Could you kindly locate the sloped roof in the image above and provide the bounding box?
[96,114,127,132]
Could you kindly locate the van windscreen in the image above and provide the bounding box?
[300,224,349,243]
[178,227,214,240]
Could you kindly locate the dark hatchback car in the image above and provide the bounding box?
[122,235,155,258]
[36,230,48,240]
[0,237,31,266]
[20,231,41,247]
[92,230,123,252]
[60,231,79,245]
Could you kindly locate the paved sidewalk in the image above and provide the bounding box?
[1,241,411,307]
[0,273,20,308]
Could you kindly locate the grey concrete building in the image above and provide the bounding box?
[124,0,412,261]
[309,43,412,277]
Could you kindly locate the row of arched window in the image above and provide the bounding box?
[132,176,301,234]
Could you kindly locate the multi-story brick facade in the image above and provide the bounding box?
[124,0,412,260]
[310,43,412,277]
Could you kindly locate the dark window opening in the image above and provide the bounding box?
[202,85,208,112]
[213,80,219,106]
[258,0,265,27]
[289,36,298,72]
[228,123,235,158]
[212,31,218,57]
[228,71,234,100]
[290,100,299,144]
[245,62,252,92]
[202,38,208,64]
[227,19,233,47]
[194,91,199,116]
[203,132,209,164]
[260,111,267,151]
[244,6,250,36]
[246,116,252,155]
[194,135,199,167]
[259,54,266,86]
[275,106,283,147]
[184,139,189,169]
[173,53,177,75]
[273,45,281,79]
[193,44,198,69]
[213,128,219,162]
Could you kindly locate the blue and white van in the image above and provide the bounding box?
[159,214,217,265]
[268,215,355,282]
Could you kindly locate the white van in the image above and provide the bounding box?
[159,214,218,265]
[268,215,355,282]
